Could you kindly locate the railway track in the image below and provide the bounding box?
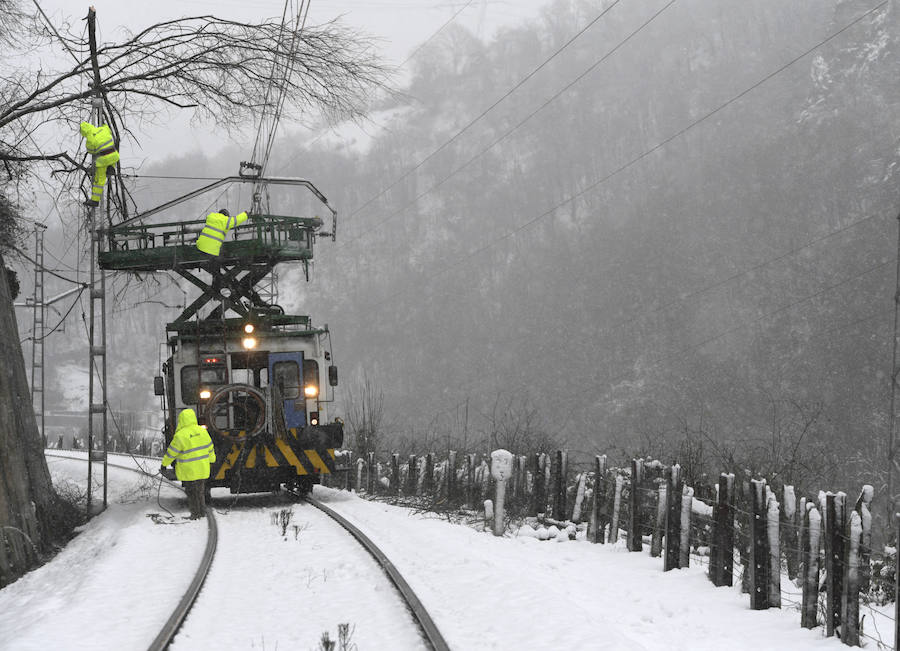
[44,450,218,651]
[45,450,449,650]
[302,493,452,651]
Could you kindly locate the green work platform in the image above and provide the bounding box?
[98,214,320,272]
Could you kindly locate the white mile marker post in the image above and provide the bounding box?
[491,449,514,536]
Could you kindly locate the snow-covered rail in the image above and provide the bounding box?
[302,493,451,651]
[44,451,218,651]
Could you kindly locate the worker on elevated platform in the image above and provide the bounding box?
[161,408,216,519]
[79,121,119,207]
[197,208,249,256]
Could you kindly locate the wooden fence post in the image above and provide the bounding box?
[664,464,682,571]
[801,503,822,629]
[466,454,475,507]
[553,450,568,521]
[853,485,873,594]
[424,453,435,496]
[390,453,400,495]
[531,453,546,515]
[366,452,376,493]
[679,485,693,568]
[572,472,587,523]
[629,459,644,552]
[766,490,781,608]
[355,458,364,493]
[589,455,607,544]
[749,478,769,610]
[825,492,846,637]
[406,455,417,496]
[783,485,799,581]
[710,473,735,586]
[651,484,666,558]
[841,510,862,646]
[447,451,457,503]
[609,474,624,544]
[895,513,900,651]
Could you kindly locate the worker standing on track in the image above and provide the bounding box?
[161,408,216,519]
[79,121,119,207]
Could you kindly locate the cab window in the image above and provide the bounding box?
[180,364,227,404]
[272,361,300,399]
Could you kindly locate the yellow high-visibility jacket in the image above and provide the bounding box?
[196,211,249,256]
[162,409,216,481]
[79,122,120,205]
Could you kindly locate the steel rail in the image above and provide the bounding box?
[304,494,451,651]
[45,450,217,651]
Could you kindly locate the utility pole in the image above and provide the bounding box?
[30,222,46,447]
[887,211,900,529]
[85,5,109,515]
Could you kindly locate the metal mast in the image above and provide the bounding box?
[30,223,47,447]
[85,7,109,514]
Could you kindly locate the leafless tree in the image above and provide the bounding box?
[344,372,386,459]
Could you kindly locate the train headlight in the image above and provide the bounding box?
[243,323,255,334]
[199,388,212,400]
[310,411,319,426]
[242,336,257,349]
[304,384,318,398]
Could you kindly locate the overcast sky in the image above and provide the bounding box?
[36,0,554,163]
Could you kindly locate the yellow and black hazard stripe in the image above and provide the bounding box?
[213,440,337,480]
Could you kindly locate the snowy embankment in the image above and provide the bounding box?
[0,452,887,650]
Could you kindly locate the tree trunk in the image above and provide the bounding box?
[0,255,79,587]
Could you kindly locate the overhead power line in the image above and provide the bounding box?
[343,0,626,223]
[336,0,674,251]
[398,0,477,68]
[355,0,889,315]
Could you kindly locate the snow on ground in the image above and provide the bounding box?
[0,452,891,650]
[171,496,425,650]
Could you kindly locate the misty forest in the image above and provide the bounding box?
[9,0,900,522]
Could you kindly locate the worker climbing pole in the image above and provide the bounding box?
[82,6,110,515]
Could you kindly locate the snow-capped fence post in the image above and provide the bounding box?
[356,457,364,492]
[782,485,798,581]
[390,453,400,495]
[531,453,546,516]
[664,464,683,571]
[825,492,847,637]
[552,450,568,521]
[801,503,822,628]
[628,458,644,552]
[610,473,624,544]
[766,490,780,608]
[841,510,863,646]
[491,449,513,536]
[571,472,587,523]
[679,485,693,568]
[424,453,435,496]
[749,478,769,610]
[589,455,608,544]
[709,473,735,587]
[651,483,666,557]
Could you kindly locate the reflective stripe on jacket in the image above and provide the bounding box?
[79,122,118,156]
[196,211,249,256]
[162,409,217,481]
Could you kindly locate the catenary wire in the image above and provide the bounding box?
[342,0,627,224]
[353,0,889,316]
